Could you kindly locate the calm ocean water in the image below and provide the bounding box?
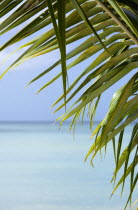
[0,122,136,210]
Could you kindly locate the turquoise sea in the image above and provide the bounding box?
[0,122,136,210]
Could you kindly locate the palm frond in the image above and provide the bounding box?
[0,0,138,208]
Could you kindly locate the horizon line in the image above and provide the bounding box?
[0,120,101,123]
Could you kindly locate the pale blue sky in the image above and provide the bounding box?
[0,11,136,122]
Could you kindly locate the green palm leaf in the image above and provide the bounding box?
[1,0,138,209]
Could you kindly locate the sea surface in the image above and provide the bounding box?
[0,122,137,210]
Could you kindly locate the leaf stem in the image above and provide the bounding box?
[95,0,138,45]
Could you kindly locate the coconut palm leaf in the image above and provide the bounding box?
[0,0,138,208]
